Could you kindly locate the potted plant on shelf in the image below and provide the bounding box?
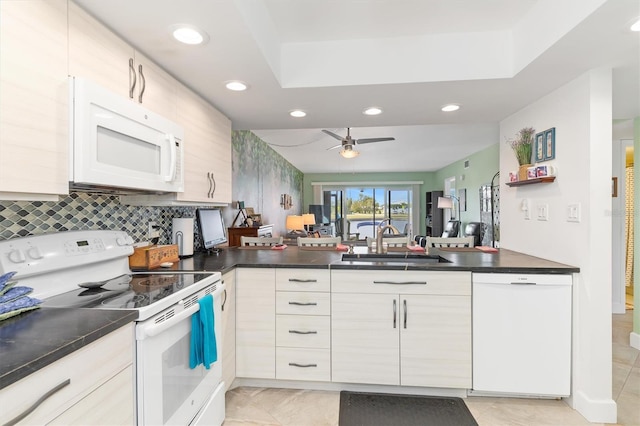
[508,127,535,180]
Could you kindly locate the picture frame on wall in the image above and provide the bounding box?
[534,132,545,162]
[543,127,556,161]
[458,188,467,212]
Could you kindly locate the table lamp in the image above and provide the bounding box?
[302,213,316,232]
[286,215,306,237]
[437,195,461,236]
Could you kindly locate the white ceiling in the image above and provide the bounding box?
[73,0,640,173]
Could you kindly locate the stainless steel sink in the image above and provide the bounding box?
[341,253,451,263]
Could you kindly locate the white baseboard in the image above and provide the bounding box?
[571,390,617,424]
[631,332,640,350]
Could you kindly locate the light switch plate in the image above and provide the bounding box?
[567,203,581,222]
[536,204,549,221]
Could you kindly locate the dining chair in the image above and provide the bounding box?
[425,236,475,248]
[240,236,283,247]
[297,236,342,247]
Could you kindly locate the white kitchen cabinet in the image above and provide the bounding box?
[331,270,472,389]
[275,269,331,382]
[235,268,276,379]
[221,270,236,391]
[0,0,69,200]
[68,3,177,119]
[0,324,134,425]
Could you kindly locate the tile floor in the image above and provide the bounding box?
[224,311,639,426]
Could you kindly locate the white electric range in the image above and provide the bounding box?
[0,230,225,426]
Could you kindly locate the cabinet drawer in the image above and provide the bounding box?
[276,315,330,348]
[0,324,133,425]
[276,348,331,382]
[276,269,330,292]
[331,270,471,295]
[276,291,330,315]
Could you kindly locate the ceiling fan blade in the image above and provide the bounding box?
[355,137,395,145]
[326,143,343,151]
[322,129,344,141]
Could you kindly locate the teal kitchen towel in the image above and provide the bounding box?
[189,294,217,369]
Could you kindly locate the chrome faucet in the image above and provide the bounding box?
[376,219,394,254]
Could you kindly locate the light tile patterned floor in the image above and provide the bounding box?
[224,311,639,426]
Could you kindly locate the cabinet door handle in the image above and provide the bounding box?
[138,64,146,103]
[374,281,427,285]
[393,299,397,328]
[128,58,136,99]
[510,282,537,285]
[5,379,71,426]
[288,363,317,368]
[288,301,317,306]
[221,288,227,312]
[403,299,407,329]
[288,330,318,335]
[206,172,213,198]
[210,172,216,197]
[288,278,317,283]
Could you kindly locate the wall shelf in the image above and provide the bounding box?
[505,176,556,187]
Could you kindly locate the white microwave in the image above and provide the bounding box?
[69,77,184,194]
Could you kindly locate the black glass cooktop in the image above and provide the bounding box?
[42,272,216,311]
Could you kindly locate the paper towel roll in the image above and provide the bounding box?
[172,218,194,257]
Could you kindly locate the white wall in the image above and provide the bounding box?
[500,69,615,423]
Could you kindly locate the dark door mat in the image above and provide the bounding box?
[339,391,478,426]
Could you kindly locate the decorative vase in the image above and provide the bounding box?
[518,164,531,181]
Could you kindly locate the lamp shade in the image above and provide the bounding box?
[286,215,304,231]
[302,213,316,226]
[437,196,453,209]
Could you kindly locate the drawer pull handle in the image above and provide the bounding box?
[288,302,318,306]
[288,278,317,283]
[288,330,318,335]
[288,363,317,368]
[5,379,71,426]
[510,282,537,285]
[393,299,397,328]
[374,280,427,285]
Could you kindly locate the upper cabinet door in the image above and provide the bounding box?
[175,83,232,204]
[69,3,177,120]
[0,0,69,200]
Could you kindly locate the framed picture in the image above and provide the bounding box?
[543,127,555,161]
[534,132,545,162]
[245,207,255,216]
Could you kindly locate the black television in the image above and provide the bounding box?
[196,208,227,252]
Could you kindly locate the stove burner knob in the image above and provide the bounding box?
[125,235,134,245]
[8,249,26,263]
[27,246,43,260]
[116,236,127,246]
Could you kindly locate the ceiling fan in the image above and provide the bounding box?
[323,128,395,158]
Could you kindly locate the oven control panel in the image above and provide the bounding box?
[0,230,134,279]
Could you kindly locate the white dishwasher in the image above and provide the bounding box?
[472,273,572,397]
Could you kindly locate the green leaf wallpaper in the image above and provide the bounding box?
[232,131,303,235]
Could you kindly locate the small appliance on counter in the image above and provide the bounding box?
[172,217,194,257]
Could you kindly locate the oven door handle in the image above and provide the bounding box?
[136,283,225,341]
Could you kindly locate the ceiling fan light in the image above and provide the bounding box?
[289,110,306,118]
[363,107,383,116]
[340,147,359,158]
[631,18,640,31]
[441,104,460,112]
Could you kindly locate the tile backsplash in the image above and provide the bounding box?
[0,192,214,248]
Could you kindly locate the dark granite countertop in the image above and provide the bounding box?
[173,246,579,274]
[1,244,577,392]
[0,308,137,390]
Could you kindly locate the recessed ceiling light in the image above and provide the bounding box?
[225,81,248,91]
[631,18,640,31]
[441,104,461,112]
[363,107,383,116]
[170,24,209,45]
[289,110,307,118]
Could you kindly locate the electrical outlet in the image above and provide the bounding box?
[148,221,160,240]
[536,204,549,221]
